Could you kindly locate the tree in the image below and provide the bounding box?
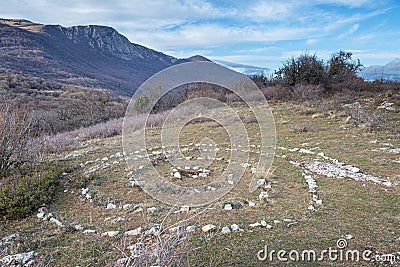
[274,53,326,87]
[328,51,363,83]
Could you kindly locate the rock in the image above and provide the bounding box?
[231,224,240,231]
[248,201,256,207]
[308,205,315,211]
[224,204,233,211]
[74,225,84,231]
[85,193,92,200]
[258,191,268,201]
[266,224,273,229]
[0,251,37,266]
[102,231,119,237]
[256,179,266,187]
[50,217,64,227]
[202,224,216,233]
[147,207,158,214]
[83,229,96,235]
[186,225,196,233]
[102,157,109,161]
[81,188,89,195]
[114,217,126,223]
[315,199,323,205]
[180,206,190,212]
[37,212,45,219]
[173,172,181,179]
[273,220,280,224]
[123,204,133,210]
[249,222,261,228]
[260,220,267,227]
[221,226,231,234]
[106,203,117,209]
[124,227,142,236]
[115,152,124,158]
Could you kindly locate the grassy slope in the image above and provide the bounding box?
[0,96,399,266]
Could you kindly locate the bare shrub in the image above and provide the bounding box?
[0,104,42,176]
[347,104,380,131]
[114,207,205,267]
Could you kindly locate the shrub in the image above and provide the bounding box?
[0,165,66,220]
[0,104,42,176]
[134,95,150,113]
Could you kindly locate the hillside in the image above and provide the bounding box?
[0,19,181,96]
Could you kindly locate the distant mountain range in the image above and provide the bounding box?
[0,19,188,96]
[213,59,271,76]
[360,58,400,82]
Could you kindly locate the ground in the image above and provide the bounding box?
[1,95,399,266]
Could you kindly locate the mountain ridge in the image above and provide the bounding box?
[0,18,182,96]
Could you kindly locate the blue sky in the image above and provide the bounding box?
[1,0,399,70]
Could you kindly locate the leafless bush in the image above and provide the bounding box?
[114,207,205,267]
[0,104,42,176]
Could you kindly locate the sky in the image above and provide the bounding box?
[1,0,399,70]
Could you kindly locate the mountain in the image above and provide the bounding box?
[212,59,271,76]
[0,19,182,96]
[361,58,400,82]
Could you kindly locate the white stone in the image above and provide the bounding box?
[249,222,262,228]
[257,179,266,186]
[315,199,323,205]
[0,251,37,266]
[124,227,142,236]
[102,231,119,237]
[180,206,190,212]
[173,172,181,179]
[147,207,158,214]
[248,201,256,207]
[50,217,64,227]
[186,225,196,233]
[123,204,133,210]
[83,229,96,235]
[106,203,117,209]
[81,188,89,195]
[202,224,216,232]
[74,225,84,231]
[308,205,315,211]
[221,226,231,234]
[231,224,240,231]
[37,212,45,219]
[345,234,353,240]
[224,204,233,210]
[266,224,273,229]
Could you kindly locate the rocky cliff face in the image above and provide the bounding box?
[0,19,180,95]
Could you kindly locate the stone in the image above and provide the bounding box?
[102,231,119,237]
[74,225,84,231]
[0,251,37,266]
[180,206,190,212]
[50,217,64,227]
[124,227,142,236]
[224,204,233,210]
[315,199,323,205]
[344,234,353,239]
[266,224,273,229]
[186,225,196,233]
[260,220,267,227]
[147,207,158,214]
[37,212,45,219]
[308,205,315,211]
[81,188,89,195]
[83,229,96,235]
[257,179,266,187]
[249,222,262,228]
[123,204,133,210]
[248,201,256,207]
[173,172,181,179]
[106,203,117,209]
[231,224,240,231]
[221,226,231,234]
[202,224,216,232]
